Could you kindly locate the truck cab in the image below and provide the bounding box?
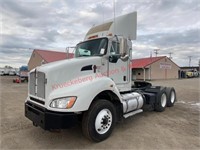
[75,35,132,90]
[25,12,176,142]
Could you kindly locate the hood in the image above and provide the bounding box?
[36,56,101,73]
[35,56,103,93]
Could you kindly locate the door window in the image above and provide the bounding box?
[110,41,119,55]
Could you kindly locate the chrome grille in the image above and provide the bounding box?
[29,72,36,96]
[29,71,45,99]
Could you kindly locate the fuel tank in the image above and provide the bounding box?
[121,92,144,113]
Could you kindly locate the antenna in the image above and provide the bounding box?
[102,0,107,23]
[113,0,116,35]
[103,3,105,23]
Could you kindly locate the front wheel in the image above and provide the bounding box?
[82,100,116,142]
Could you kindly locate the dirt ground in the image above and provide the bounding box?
[0,76,199,150]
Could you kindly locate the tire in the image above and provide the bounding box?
[82,100,116,142]
[155,89,167,112]
[166,87,176,107]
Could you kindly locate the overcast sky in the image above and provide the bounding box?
[0,0,200,68]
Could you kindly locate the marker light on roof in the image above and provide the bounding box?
[88,35,98,39]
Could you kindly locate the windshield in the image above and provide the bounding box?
[75,38,108,57]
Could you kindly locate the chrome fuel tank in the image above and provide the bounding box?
[121,92,144,113]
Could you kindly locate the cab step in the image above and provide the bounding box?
[123,109,143,118]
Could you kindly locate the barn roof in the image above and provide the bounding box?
[131,56,166,68]
[34,49,74,63]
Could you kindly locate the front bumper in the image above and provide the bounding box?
[25,101,78,130]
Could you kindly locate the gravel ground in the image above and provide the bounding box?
[0,76,200,150]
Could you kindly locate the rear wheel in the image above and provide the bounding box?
[155,89,167,112]
[166,87,176,107]
[82,100,116,142]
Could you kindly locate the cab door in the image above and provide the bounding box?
[108,40,130,84]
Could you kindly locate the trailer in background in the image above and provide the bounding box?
[13,66,28,83]
[0,67,18,76]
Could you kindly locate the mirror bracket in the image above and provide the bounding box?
[120,54,129,62]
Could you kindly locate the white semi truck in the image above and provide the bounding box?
[25,12,176,142]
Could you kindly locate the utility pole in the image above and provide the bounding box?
[149,51,152,80]
[154,49,159,57]
[168,52,173,59]
[188,56,192,67]
[198,59,200,74]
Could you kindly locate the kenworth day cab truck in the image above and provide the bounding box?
[25,12,176,142]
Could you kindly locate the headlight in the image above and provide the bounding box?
[50,97,76,109]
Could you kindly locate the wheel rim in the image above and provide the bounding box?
[161,93,167,107]
[95,109,112,134]
[170,91,175,103]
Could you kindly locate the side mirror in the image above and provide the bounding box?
[109,54,129,63]
[109,54,121,63]
[120,38,128,56]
